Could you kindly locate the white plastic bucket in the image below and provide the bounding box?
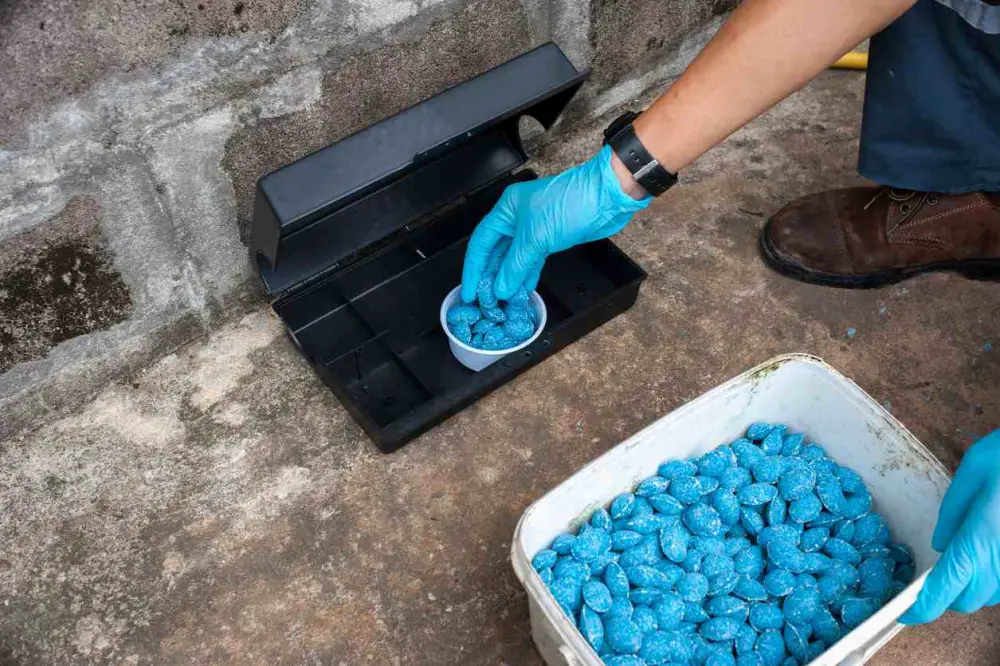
[440,285,548,372]
[511,354,952,666]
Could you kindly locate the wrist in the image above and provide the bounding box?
[610,150,649,201]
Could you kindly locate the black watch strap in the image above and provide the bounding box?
[602,111,677,197]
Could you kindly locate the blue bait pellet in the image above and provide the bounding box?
[706,595,750,620]
[553,558,590,585]
[841,597,878,629]
[761,430,785,455]
[738,483,778,507]
[659,460,699,479]
[693,536,728,555]
[670,476,704,505]
[477,277,499,309]
[795,573,819,590]
[707,648,738,666]
[591,507,612,531]
[470,332,484,347]
[620,535,662,568]
[800,527,830,553]
[539,568,553,585]
[893,563,915,585]
[698,476,721,494]
[709,571,742,597]
[590,551,617,576]
[660,524,691,563]
[606,562,631,598]
[778,467,817,502]
[653,593,687,630]
[450,321,473,344]
[613,530,645,552]
[835,466,866,494]
[605,656,646,666]
[446,304,481,326]
[800,443,827,461]
[641,629,694,664]
[733,578,768,602]
[806,641,826,661]
[681,548,705,574]
[753,457,785,484]
[502,315,534,344]
[580,605,605,652]
[725,536,752,556]
[606,617,643,654]
[740,509,764,537]
[858,556,894,599]
[533,549,558,571]
[583,579,614,613]
[713,490,742,527]
[552,533,576,555]
[735,546,765,578]
[703,553,737,578]
[859,543,892,559]
[780,659,798,666]
[801,552,832,574]
[481,303,506,323]
[550,577,582,615]
[698,447,735,477]
[766,497,787,527]
[634,605,659,634]
[826,559,860,587]
[782,433,805,456]
[747,423,774,440]
[631,587,663,606]
[788,495,823,523]
[733,440,767,468]
[824,537,861,565]
[649,492,686,516]
[756,629,786,666]
[749,603,784,632]
[572,528,611,563]
[678,572,710,602]
[808,511,840,528]
[783,623,810,663]
[626,565,676,590]
[471,318,497,335]
[759,524,800,549]
[812,607,842,644]
[721,466,754,492]
[627,513,666,535]
[728,522,748,538]
[685,602,711,624]
[684,504,724,537]
[653,561,685,586]
[817,574,846,603]
[833,519,856,543]
[479,326,506,350]
[607,597,635,620]
[765,540,804,573]
[764,569,797,597]
[637,475,671,497]
[632,496,654,517]
[735,622,758,655]
[784,585,821,624]
[611,493,637,520]
[700,617,742,641]
[851,513,886,548]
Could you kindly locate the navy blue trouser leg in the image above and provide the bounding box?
[859,0,1000,193]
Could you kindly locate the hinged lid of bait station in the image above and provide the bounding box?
[250,43,647,452]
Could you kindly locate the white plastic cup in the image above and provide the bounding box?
[440,285,548,372]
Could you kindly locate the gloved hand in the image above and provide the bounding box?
[460,144,651,303]
[901,430,1000,624]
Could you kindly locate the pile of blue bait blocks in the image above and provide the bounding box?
[532,423,916,666]
[446,243,538,351]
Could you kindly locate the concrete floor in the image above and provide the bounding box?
[2,71,999,665]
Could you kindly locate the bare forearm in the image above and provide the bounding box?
[621,0,915,186]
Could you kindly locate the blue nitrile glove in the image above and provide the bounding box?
[901,430,1000,625]
[460,144,651,302]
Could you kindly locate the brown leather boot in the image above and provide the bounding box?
[759,187,1000,287]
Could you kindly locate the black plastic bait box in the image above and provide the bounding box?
[250,43,647,452]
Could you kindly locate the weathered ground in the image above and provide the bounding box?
[2,71,998,665]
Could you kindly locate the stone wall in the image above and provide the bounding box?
[0,0,729,438]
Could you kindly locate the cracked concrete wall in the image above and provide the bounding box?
[0,0,732,437]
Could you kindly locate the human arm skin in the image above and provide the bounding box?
[463,0,919,297]
[612,0,918,198]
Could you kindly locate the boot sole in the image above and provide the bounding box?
[758,220,1000,289]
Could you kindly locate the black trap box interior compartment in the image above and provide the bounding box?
[250,43,647,452]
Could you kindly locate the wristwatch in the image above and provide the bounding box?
[602,111,677,197]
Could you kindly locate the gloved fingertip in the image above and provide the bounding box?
[898,610,927,626]
[493,274,517,301]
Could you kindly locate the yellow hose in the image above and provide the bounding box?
[831,51,868,70]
